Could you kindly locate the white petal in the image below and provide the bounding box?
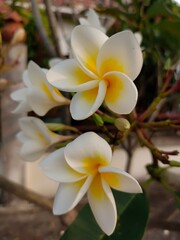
[28,61,47,88]
[22,70,31,87]
[16,132,27,143]
[71,25,108,77]
[47,59,98,92]
[79,17,89,25]
[11,88,27,101]
[11,88,31,114]
[86,9,106,33]
[40,148,85,182]
[87,174,117,235]
[28,88,62,116]
[49,58,62,67]
[104,71,138,114]
[134,32,142,45]
[70,80,107,120]
[64,132,112,174]
[53,176,93,215]
[79,9,106,33]
[100,166,142,193]
[97,30,143,80]
[20,139,46,161]
[18,117,51,143]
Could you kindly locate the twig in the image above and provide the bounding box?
[0,175,53,211]
[30,0,56,57]
[44,0,63,58]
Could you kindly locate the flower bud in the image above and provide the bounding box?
[114,118,130,131]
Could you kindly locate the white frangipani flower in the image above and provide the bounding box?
[17,116,73,161]
[11,61,70,116]
[47,25,143,120]
[40,132,142,235]
[79,9,106,33]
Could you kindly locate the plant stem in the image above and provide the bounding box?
[44,0,64,58]
[0,175,53,211]
[30,0,55,57]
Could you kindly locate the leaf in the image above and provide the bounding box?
[104,191,149,240]
[60,191,149,240]
[60,204,102,240]
[147,0,178,19]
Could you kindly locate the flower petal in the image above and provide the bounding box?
[11,88,27,101]
[79,9,106,33]
[71,25,108,77]
[64,132,112,174]
[49,58,62,67]
[28,88,63,116]
[22,70,31,87]
[19,137,46,161]
[40,148,85,182]
[70,80,107,120]
[97,30,143,80]
[87,174,117,235]
[18,117,51,142]
[100,166,142,193]
[11,88,31,114]
[53,176,93,215]
[47,59,98,92]
[28,61,47,88]
[104,71,138,114]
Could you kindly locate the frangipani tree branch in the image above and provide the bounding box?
[0,175,53,211]
[44,0,64,58]
[30,0,56,57]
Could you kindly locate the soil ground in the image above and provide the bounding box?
[0,182,180,240]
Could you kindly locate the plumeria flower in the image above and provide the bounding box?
[79,9,106,33]
[47,25,143,120]
[40,132,142,235]
[17,116,74,161]
[11,61,70,116]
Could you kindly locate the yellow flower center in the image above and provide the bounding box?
[83,156,108,175]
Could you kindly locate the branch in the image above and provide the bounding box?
[30,0,56,57]
[0,175,53,211]
[44,0,64,58]
[139,120,180,130]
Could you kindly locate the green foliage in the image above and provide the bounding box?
[61,191,149,240]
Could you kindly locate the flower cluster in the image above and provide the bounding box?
[11,11,143,235]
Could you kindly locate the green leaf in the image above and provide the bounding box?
[147,0,178,19]
[60,191,149,240]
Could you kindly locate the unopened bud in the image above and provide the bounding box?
[114,118,130,131]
